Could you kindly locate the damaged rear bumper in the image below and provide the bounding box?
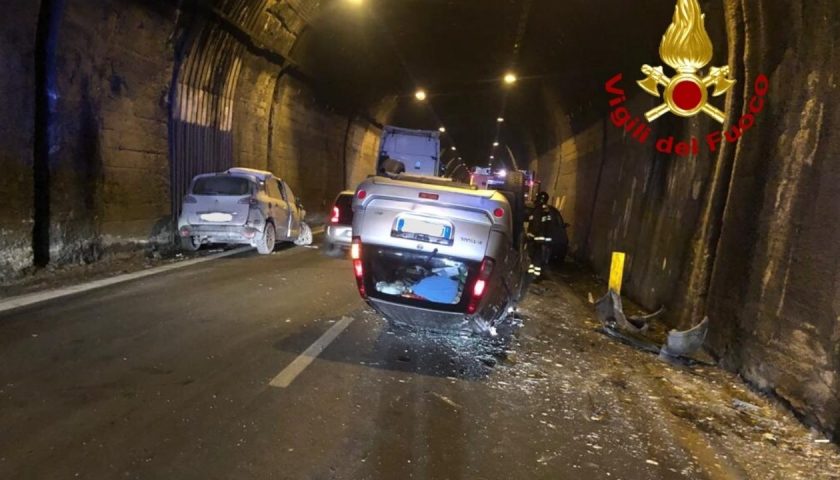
[178,224,262,246]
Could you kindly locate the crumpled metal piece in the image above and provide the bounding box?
[659,317,709,359]
[595,290,651,334]
[595,290,708,361]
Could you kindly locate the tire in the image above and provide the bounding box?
[294,222,313,246]
[516,271,532,303]
[179,235,201,252]
[323,241,343,258]
[257,222,276,255]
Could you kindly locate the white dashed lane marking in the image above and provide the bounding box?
[269,316,355,388]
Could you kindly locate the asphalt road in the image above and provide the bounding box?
[1,243,837,479]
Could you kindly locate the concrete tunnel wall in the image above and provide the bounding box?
[0,0,383,280]
[528,0,840,437]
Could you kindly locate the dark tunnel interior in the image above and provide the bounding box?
[0,0,838,441]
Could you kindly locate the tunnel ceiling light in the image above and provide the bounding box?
[415,89,427,101]
[497,117,505,123]
[503,72,518,85]
[346,0,364,5]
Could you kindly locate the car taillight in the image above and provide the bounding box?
[238,197,257,205]
[331,206,340,224]
[351,237,366,298]
[493,208,505,218]
[183,195,197,204]
[467,257,495,314]
[357,190,367,200]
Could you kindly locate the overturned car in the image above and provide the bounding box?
[350,174,529,334]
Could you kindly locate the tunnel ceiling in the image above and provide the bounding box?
[287,0,682,167]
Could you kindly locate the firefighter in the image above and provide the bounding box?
[527,191,568,281]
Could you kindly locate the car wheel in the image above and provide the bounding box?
[323,241,343,258]
[257,222,276,255]
[294,222,313,246]
[180,235,201,252]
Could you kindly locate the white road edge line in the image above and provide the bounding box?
[270,316,355,388]
[0,226,326,315]
[0,246,252,314]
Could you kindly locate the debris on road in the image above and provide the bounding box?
[732,399,761,413]
[431,392,462,410]
[483,271,840,479]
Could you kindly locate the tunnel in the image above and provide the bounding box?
[0,0,839,475]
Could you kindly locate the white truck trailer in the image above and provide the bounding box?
[377,126,441,177]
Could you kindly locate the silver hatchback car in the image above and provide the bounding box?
[178,168,312,254]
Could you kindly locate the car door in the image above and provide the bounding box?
[282,181,302,237]
[266,178,290,238]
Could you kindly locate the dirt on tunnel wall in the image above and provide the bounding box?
[531,0,840,437]
[0,1,38,278]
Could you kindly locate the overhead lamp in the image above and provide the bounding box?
[503,72,518,85]
[490,155,495,160]
[497,117,505,123]
[415,89,427,101]
[451,146,457,151]
[439,126,446,133]
[493,142,499,147]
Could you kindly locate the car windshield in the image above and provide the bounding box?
[192,177,251,196]
[366,246,472,306]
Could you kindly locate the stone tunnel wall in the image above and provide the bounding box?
[532,0,840,437]
[0,0,379,281]
[702,0,840,438]
[233,62,380,218]
[48,0,176,266]
[0,1,39,277]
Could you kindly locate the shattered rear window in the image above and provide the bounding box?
[193,177,252,196]
[366,246,472,306]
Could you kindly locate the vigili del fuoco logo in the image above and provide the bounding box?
[605,0,768,157]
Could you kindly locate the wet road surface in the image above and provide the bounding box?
[1,243,838,479]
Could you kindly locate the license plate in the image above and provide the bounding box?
[392,216,453,245]
[200,212,233,222]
